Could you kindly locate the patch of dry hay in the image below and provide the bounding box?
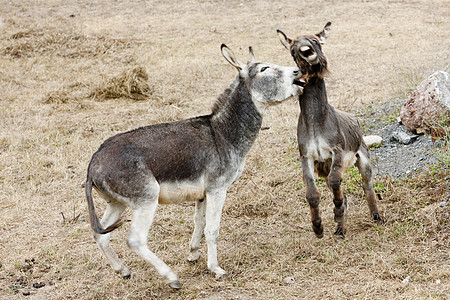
[89,66,154,101]
[42,82,90,104]
[4,28,132,59]
[42,67,153,103]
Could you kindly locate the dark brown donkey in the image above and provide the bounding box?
[277,22,383,238]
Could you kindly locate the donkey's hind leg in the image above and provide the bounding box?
[302,158,324,238]
[327,151,348,237]
[127,190,181,289]
[94,200,130,278]
[356,146,383,223]
[188,198,206,262]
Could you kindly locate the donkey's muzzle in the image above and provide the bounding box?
[296,38,319,65]
[293,78,306,87]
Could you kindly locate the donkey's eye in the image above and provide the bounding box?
[260,66,270,72]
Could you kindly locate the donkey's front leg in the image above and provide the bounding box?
[204,189,228,279]
[302,158,323,238]
[356,146,383,223]
[188,198,206,262]
[328,149,347,237]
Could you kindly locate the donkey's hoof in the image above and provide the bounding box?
[334,226,346,237]
[187,253,200,263]
[312,224,324,238]
[117,267,131,279]
[372,212,384,224]
[314,231,324,239]
[213,268,228,280]
[168,280,181,290]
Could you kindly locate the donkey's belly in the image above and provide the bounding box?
[341,151,358,170]
[305,137,333,162]
[158,179,206,204]
[306,138,357,168]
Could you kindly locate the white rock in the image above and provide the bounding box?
[283,276,295,284]
[363,135,383,147]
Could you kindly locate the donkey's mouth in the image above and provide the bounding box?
[299,46,316,60]
[293,78,306,87]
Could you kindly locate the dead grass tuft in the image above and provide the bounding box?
[89,66,154,101]
[42,83,91,104]
[4,28,132,59]
[0,136,11,152]
[43,89,73,104]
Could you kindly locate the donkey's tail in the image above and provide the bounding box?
[85,177,122,234]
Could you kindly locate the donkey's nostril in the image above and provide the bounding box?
[293,69,299,76]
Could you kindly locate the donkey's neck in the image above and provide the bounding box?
[299,77,329,124]
[211,79,263,157]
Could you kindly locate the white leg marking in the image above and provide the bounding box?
[204,189,228,279]
[94,201,130,278]
[188,199,206,262]
[127,189,180,287]
[356,150,375,190]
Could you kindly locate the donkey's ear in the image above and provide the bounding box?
[221,44,245,71]
[277,29,293,50]
[247,46,255,64]
[316,21,331,44]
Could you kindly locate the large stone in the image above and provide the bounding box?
[363,135,383,147]
[391,131,418,145]
[399,71,450,134]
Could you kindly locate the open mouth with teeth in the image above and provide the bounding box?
[295,38,319,65]
[299,46,314,59]
[293,77,306,87]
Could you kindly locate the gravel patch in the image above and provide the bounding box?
[359,99,443,179]
[369,123,440,178]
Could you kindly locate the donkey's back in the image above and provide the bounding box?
[88,116,218,202]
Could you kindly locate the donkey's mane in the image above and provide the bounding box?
[211,77,239,115]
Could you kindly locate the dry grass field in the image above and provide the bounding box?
[0,0,449,299]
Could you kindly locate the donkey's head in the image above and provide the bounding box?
[277,22,331,80]
[221,44,304,113]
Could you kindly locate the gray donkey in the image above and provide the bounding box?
[277,23,383,238]
[85,44,303,289]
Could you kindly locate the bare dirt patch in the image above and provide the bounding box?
[0,1,448,299]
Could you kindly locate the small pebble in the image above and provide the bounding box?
[22,291,30,296]
[32,282,45,289]
[402,276,411,284]
[433,140,444,148]
[283,276,295,284]
[439,201,447,207]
